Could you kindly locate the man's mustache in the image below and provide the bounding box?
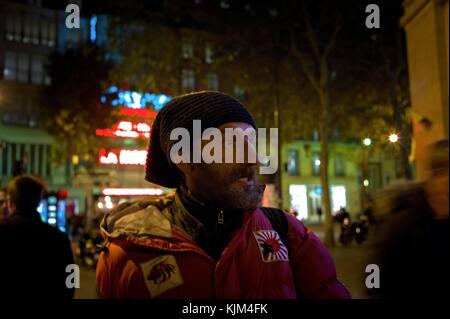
[229,166,258,181]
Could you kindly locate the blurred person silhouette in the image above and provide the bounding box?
[374,139,449,299]
[0,175,75,299]
[316,207,323,222]
[0,188,8,221]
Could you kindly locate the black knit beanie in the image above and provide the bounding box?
[145,91,256,188]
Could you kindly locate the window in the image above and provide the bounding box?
[40,18,48,46]
[6,14,15,41]
[334,154,346,177]
[2,143,10,176]
[181,69,195,92]
[31,16,39,44]
[48,23,56,47]
[17,52,29,82]
[205,43,213,64]
[31,55,43,84]
[233,85,246,101]
[312,152,321,176]
[23,15,32,43]
[312,130,319,141]
[14,14,22,42]
[182,42,194,59]
[4,51,17,80]
[38,145,45,176]
[287,149,299,176]
[40,18,56,47]
[206,73,219,91]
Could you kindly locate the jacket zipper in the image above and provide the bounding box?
[218,210,224,224]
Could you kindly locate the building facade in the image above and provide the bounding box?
[401,0,449,180]
[281,140,398,222]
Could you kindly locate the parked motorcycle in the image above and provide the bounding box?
[339,215,369,246]
[78,228,103,269]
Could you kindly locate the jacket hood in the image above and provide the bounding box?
[100,199,173,240]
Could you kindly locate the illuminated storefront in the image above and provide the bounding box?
[289,184,347,221]
[92,88,172,211]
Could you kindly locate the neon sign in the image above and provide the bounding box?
[102,86,171,110]
[96,120,151,139]
[102,188,164,196]
[119,107,158,119]
[99,148,147,165]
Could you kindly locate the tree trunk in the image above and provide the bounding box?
[391,72,412,179]
[320,128,335,247]
[319,89,335,247]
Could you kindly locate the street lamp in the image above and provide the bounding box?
[363,179,369,187]
[389,133,399,143]
[314,159,321,166]
[363,138,372,146]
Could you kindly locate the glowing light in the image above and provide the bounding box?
[102,87,171,110]
[119,149,147,165]
[363,179,370,187]
[117,121,133,131]
[314,159,321,166]
[105,196,111,202]
[119,108,158,119]
[105,202,113,209]
[114,130,140,138]
[72,155,79,165]
[97,202,104,209]
[136,123,151,132]
[48,218,56,224]
[99,148,119,165]
[389,133,399,143]
[99,148,147,165]
[331,185,347,213]
[289,185,308,220]
[102,188,164,196]
[96,120,151,139]
[90,15,97,42]
[363,138,372,146]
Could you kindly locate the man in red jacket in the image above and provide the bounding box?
[96,91,350,299]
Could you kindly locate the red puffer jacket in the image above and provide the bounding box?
[96,197,350,299]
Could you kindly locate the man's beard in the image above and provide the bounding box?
[221,183,265,211]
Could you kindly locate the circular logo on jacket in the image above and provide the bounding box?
[253,230,289,263]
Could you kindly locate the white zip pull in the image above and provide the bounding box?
[218,210,224,224]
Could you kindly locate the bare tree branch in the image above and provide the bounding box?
[302,2,321,64]
[323,15,342,61]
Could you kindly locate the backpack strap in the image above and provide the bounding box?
[260,207,289,249]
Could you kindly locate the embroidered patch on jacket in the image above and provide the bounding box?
[140,255,184,298]
[253,230,289,263]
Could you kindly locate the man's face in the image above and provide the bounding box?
[178,122,264,212]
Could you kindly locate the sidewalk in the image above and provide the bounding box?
[307,222,375,299]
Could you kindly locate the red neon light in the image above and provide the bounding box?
[119,108,158,119]
[99,148,118,164]
[98,148,147,165]
[102,188,164,196]
[96,120,151,139]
